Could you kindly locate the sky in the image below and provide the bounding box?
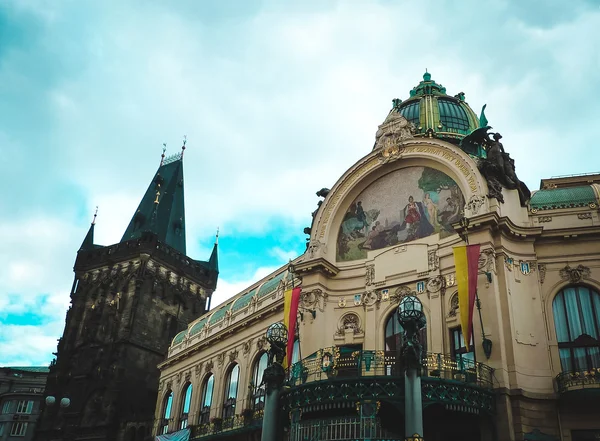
[1,0,599,367]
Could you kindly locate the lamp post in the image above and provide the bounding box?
[260,322,288,441]
[397,295,426,441]
[44,395,71,438]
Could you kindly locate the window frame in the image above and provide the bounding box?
[251,352,268,411]
[450,326,476,366]
[1,400,12,414]
[222,364,240,419]
[552,285,600,372]
[16,400,33,414]
[198,374,214,425]
[160,390,173,435]
[179,382,192,430]
[10,421,28,437]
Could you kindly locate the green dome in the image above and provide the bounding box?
[395,71,480,145]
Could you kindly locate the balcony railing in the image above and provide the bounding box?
[292,416,402,441]
[556,367,600,394]
[288,350,494,389]
[189,411,263,440]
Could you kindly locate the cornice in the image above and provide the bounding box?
[294,257,339,277]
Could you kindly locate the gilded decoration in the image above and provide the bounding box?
[337,166,465,262]
[338,298,347,308]
[559,264,591,283]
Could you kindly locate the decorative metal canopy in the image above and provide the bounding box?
[266,322,288,352]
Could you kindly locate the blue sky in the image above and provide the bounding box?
[1,0,599,366]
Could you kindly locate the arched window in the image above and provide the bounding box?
[384,311,427,375]
[251,352,268,410]
[160,391,173,434]
[384,312,427,353]
[223,364,239,419]
[553,285,600,372]
[179,382,192,429]
[198,374,214,425]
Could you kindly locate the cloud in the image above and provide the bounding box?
[1,0,599,366]
[210,266,279,308]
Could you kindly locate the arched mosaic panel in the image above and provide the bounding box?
[336,166,464,261]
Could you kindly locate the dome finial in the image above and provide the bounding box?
[423,69,431,81]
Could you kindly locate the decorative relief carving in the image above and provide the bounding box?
[365,265,375,286]
[559,264,591,283]
[256,337,267,351]
[538,264,547,284]
[335,313,363,337]
[175,372,182,384]
[426,275,445,294]
[445,274,456,287]
[338,298,347,308]
[465,195,486,215]
[360,290,381,308]
[300,289,328,314]
[578,212,592,220]
[538,216,552,223]
[478,249,496,272]
[390,286,415,303]
[228,350,238,363]
[217,353,225,366]
[307,239,327,258]
[374,110,415,152]
[166,381,172,391]
[205,360,214,372]
[185,371,191,382]
[448,294,459,317]
[194,363,203,378]
[428,250,439,271]
[242,338,253,355]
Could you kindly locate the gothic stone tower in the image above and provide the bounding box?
[35,152,218,441]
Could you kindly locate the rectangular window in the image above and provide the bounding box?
[16,400,33,414]
[450,327,475,364]
[0,422,5,436]
[10,422,28,436]
[1,400,12,414]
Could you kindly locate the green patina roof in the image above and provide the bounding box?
[231,288,257,312]
[530,186,598,210]
[189,317,208,337]
[257,272,286,298]
[393,71,481,151]
[172,330,187,345]
[208,303,232,325]
[121,155,186,254]
[2,366,50,373]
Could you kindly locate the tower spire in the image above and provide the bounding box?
[160,144,166,167]
[80,207,98,251]
[181,136,187,159]
[208,228,219,273]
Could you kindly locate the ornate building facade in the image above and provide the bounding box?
[153,72,600,441]
[34,152,219,441]
[0,367,49,441]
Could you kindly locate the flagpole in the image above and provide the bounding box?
[458,216,493,359]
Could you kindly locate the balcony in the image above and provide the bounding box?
[189,411,263,440]
[284,350,495,415]
[556,368,600,395]
[294,416,402,441]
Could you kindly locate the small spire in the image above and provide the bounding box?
[208,231,219,273]
[181,136,187,159]
[160,143,167,167]
[215,226,219,245]
[92,206,98,225]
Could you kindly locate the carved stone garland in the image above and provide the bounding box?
[559,264,591,283]
[335,313,363,337]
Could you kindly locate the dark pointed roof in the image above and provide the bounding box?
[121,153,186,254]
[208,242,218,273]
[79,222,96,251]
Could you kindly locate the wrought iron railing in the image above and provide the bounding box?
[292,416,402,441]
[556,367,600,393]
[189,410,263,440]
[288,350,494,389]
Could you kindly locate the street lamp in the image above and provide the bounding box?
[260,323,288,441]
[397,295,426,441]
